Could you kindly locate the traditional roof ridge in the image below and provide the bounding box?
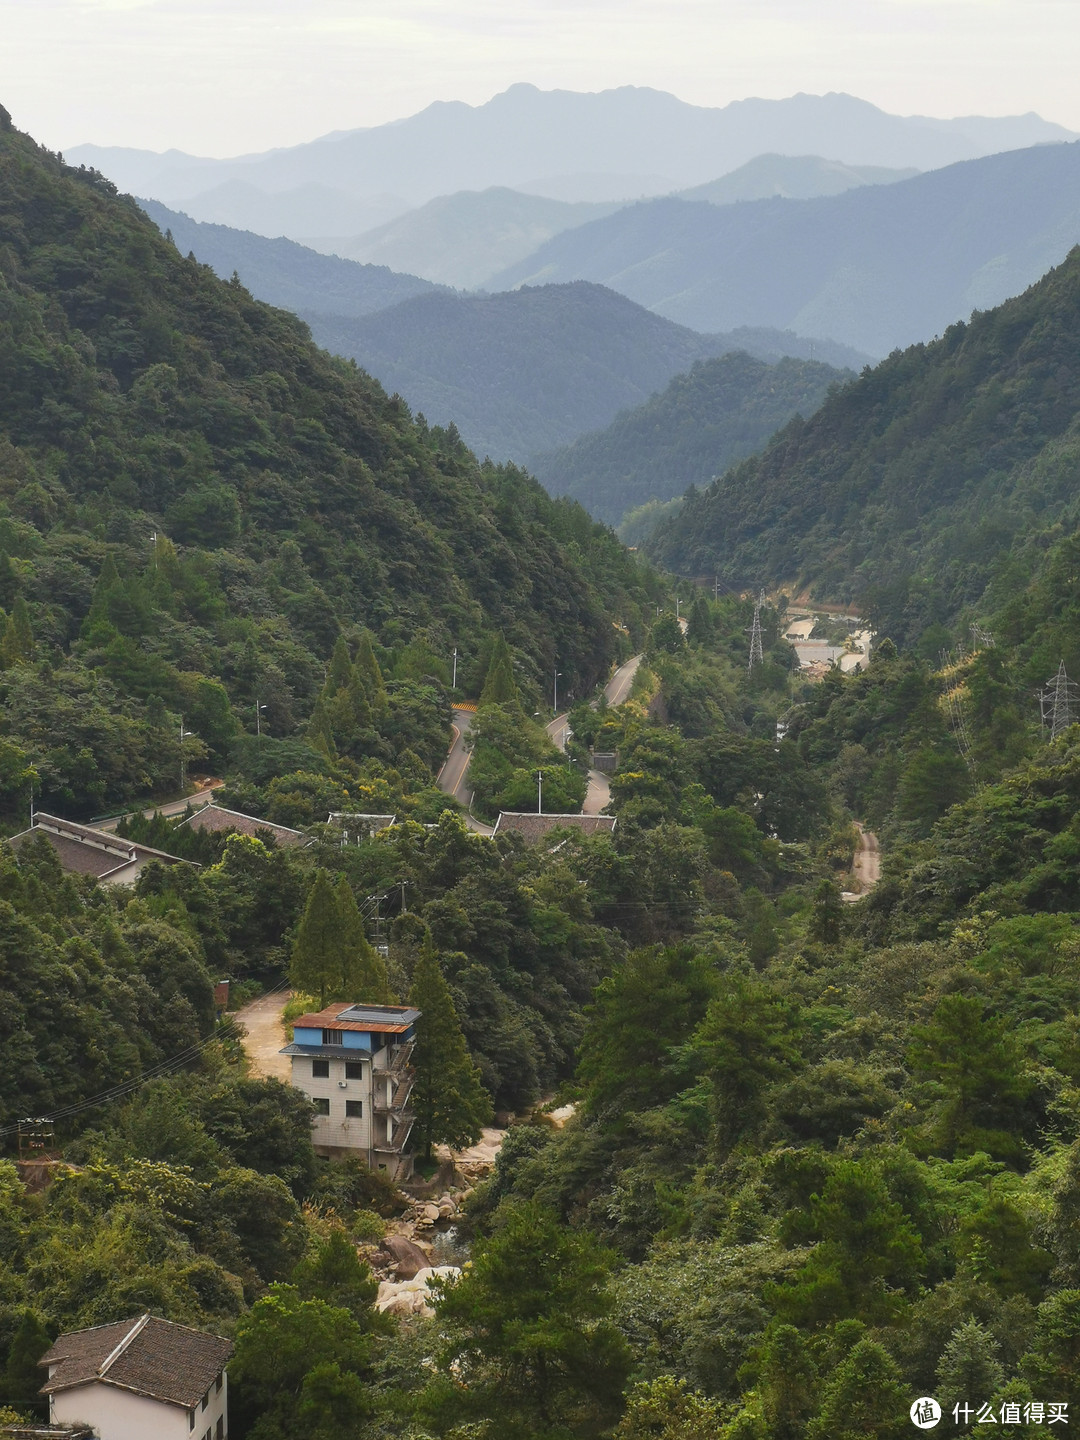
[10,815,196,869]
[179,801,304,836]
[97,1313,149,1378]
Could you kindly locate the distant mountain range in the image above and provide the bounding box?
[491,143,1080,356]
[303,284,869,462]
[530,353,848,526]
[139,199,446,318]
[313,154,918,291]
[68,84,1074,241]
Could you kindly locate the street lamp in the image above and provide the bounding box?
[537,768,543,814]
[452,647,458,690]
[255,699,267,737]
[553,667,563,714]
[179,717,195,792]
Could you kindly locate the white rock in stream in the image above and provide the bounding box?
[376,1265,460,1319]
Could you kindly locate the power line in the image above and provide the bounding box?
[748,589,766,671]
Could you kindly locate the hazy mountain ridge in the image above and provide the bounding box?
[491,142,1080,355]
[530,352,849,525]
[67,84,1074,240]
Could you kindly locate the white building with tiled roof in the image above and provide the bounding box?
[39,1313,231,1440]
[281,1001,420,1178]
[9,815,195,886]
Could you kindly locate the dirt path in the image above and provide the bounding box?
[235,989,292,1081]
[844,822,881,901]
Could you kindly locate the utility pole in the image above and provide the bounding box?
[714,574,719,601]
[971,623,995,650]
[452,647,458,690]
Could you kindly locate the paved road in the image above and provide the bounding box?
[234,989,292,1081]
[437,709,494,835]
[843,822,882,902]
[92,784,223,833]
[604,655,642,707]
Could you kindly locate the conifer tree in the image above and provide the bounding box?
[0,550,18,608]
[335,876,391,1003]
[325,634,354,694]
[0,597,33,666]
[82,553,122,642]
[290,871,345,1007]
[354,630,385,701]
[3,1310,51,1406]
[408,948,491,1161]
[479,633,519,708]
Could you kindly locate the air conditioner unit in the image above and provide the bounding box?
[338,1081,348,1089]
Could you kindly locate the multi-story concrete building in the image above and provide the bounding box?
[281,1001,420,1178]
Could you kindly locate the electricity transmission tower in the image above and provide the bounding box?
[1043,661,1078,739]
[970,622,995,649]
[747,589,765,671]
[940,649,978,791]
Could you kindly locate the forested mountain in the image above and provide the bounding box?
[139,199,446,317]
[0,110,654,820]
[531,352,848,526]
[491,142,1080,354]
[306,284,867,461]
[649,246,1080,648]
[67,85,1074,239]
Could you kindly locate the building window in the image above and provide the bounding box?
[189,1412,195,1432]
[216,1373,223,1394]
[312,1097,330,1116]
[345,1061,364,1079]
[311,1059,329,1078]
[202,1390,210,1410]
[216,1419,224,1439]
[346,1100,363,1118]
[322,1028,343,1045]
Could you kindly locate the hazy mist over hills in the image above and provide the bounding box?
[68,84,1074,242]
[493,142,1080,356]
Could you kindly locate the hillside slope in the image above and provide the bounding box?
[306,284,868,461]
[531,353,847,525]
[491,143,1080,355]
[677,153,918,204]
[0,107,652,816]
[647,247,1080,646]
[139,199,445,317]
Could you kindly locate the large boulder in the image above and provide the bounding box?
[378,1234,431,1279]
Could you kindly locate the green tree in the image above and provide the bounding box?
[408,948,491,1161]
[806,1338,907,1440]
[290,1227,382,1325]
[936,1319,1004,1429]
[335,877,391,1003]
[809,878,844,946]
[480,633,520,708]
[229,1284,375,1438]
[3,1310,51,1407]
[614,1376,728,1439]
[290,871,345,1007]
[1,597,33,667]
[426,1200,631,1438]
[907,993,1032,1163]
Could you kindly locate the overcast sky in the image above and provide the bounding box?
[5,0,1080,156]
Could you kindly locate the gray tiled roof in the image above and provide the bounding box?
[40,1314,232,1409]
[179,803,307,846]
[492,812,617,842]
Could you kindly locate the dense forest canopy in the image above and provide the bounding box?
[0,114,656,818]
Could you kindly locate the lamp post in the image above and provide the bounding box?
[537,768,543,814]
[554,667,562,714]
[452,647,458,690]
[179,717,195,792]
[255,699,266,737]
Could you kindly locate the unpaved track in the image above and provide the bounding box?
[235,989,292,1081]
[843,822,881,901]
